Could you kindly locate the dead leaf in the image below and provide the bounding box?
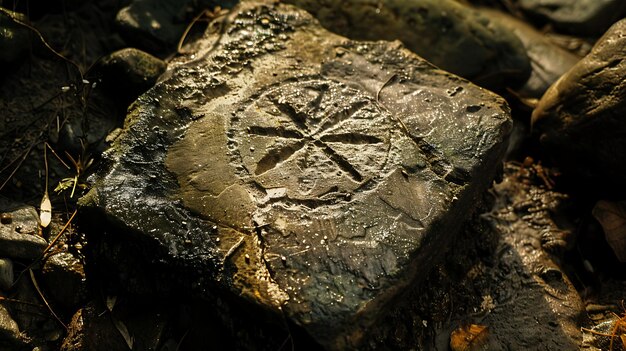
[592,200,626,262]
[40,192,51,228]
[112,317,134,350]
[450,324,488,351]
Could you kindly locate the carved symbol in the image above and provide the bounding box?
[230,78,392,200]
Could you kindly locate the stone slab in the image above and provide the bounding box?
[83,1,512,348]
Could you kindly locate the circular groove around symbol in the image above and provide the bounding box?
[229,78,393,202]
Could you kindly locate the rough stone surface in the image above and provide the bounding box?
[518,0,626,36]
[0,205,46,260]
[41,252,87,312]
[284,0,531,88]
[483,8,580,98]
[532,18,626,196]
[83,0,512,348]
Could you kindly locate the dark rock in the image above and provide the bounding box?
[517,0,626,36]
[592,200,626,262]
[532,19,626,196]
[0,304,26,350]
[9,275,65,346]
[284,0,531,88]
[60,308,84,351]
[114,0,236,53]
[61,300,169,351]
[41,252,87,312]
[0,213,11,225]
[114,0,177,53]
[483,8,580,98]
[0,258,14,291]
[0,205,46,260]
[95,48,167,103]
[82,0,512,348]
[0,8,30,65]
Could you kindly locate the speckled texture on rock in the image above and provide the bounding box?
[83,0,512,348]
[532,18,626,195]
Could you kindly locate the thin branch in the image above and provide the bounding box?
[0,142,35,191]
[0,7,84,79]
[45,142,71,169]
[29,269,68,330]
[177,10,209,54]
[42,209,77,255]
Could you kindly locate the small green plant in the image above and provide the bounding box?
[52,141,93,198]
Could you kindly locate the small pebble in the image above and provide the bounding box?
[0,213,11,224]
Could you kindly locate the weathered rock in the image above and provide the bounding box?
[96,48,167,103]
[0,205,46,260]
[532,18,626,195]
[115,0,237,53]
[0,258,14,291]
[517,0,626,36]
[115,0,183,52]
[0,8,30,65]
[284,0,531,88]
[41,252,87,312]
[365,161,583,349]
[483,8,580,98]
[83,0,512,348]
